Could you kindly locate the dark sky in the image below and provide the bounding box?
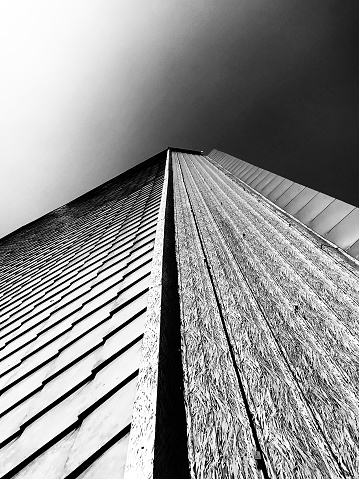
[1,0,358,238]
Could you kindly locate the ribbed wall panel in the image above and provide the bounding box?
[174,152,359,478]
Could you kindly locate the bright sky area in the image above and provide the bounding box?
[1,0,358,237]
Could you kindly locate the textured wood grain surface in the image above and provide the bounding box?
[173,157,261,479]
[174,152,359,478]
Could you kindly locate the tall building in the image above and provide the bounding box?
[1,147,359,478]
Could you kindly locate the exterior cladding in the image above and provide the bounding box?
[0,150,167,478]
[208,149,359,259]
[2,148,359,479]
[173,152,359,478]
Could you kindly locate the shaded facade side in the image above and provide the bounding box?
[0,151,167,478]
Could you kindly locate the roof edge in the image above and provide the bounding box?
[168,146,203,155]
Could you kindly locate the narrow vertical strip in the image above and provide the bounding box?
[153,152,190,478]
[173,153,262,478]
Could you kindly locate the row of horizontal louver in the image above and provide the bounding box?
[0,152,166,478]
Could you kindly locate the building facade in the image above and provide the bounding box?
[1,148,359,478]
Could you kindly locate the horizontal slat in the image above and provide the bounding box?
[0,151,166,479]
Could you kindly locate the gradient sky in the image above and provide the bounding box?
[1,0,358,238]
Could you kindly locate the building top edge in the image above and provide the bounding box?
[168,147,203,155]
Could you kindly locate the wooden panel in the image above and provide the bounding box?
[173,153,262,479]
[175,152,359,477]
